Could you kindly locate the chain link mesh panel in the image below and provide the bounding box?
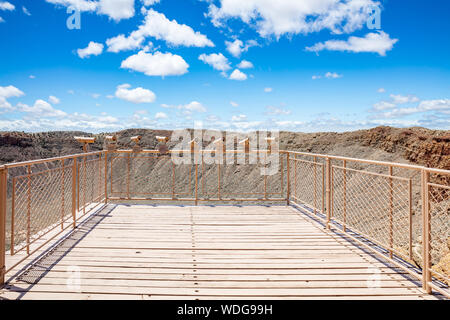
[11,165,73,254]
[289,157,325,213]
[331,166,412,260]
[8,153,104,256]
[429,181,450,287]
[78,157,104,213]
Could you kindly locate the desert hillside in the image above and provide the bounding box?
[0,126,448,169]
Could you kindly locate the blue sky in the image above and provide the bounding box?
[0,0,449,133]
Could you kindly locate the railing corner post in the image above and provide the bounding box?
[0,166,8,287]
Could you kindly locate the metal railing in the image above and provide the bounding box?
[0,148,448,297]
[287,151,449,297]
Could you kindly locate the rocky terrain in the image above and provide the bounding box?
[0,126,449,169]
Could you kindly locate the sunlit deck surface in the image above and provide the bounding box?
[0,205,437,300]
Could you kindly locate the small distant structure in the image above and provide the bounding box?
[74,136,95,152]
[213,137,226,154]
[265,137,275,154]
[156,136,169,154]
[104,135,118,151]
[189,139,196,154]
[130,135,142,152]
[238,138,250,153]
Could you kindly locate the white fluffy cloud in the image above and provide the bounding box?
[325,72,342,79]
[265,106,291,115]
[229,69,247,81]
[312,72,342,80]
[183,101,206,113]
[377,88,385,93]
[0,85,24,112]
[0,1,14,23]
[231,114,247,122]
[225,39,257,57]
[237,60,253,69]
[106,9,213,52]
[0,1,14,11]
[46,0,134,21]
[142,0,159,6]
[373,101,396,111]
[306,31,398,56]
[371,89,450,119]
[161,101,206,113]
[373,94,420,111]
[106,34,144,53]
[48,95,60,104]
[77,41,104,58]
[115,83,156,103]
[17,99,67,118]
[198,53,231,72]
[264,87,272,93]
[155,111,167,119]
[121,50,189,76]
[45,0,97,11]
[389,94,419,104]
[0,85,24,99]
[230,101,238,107]
[97,0,134,21]
[377,99,450,118]
[208,0,380,38]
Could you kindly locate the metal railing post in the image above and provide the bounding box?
[83,154,86,214]
[10,178,15,255]
[98,153,102,202]
[72,157,77,229]
[194,163,198,205]
[0,166,7,287]
[264,152,268,200]
[61,159,65,230]
[313,156,317,215]
[218,162,221,200]
[343,160,347,232]
[104,151,108,204]
[26,165,31,254]
[172,162,175,200]
[421,169,431,293]
[322,163,325,213]
[388,166,393,258]
[286,152,290,205]
[325,157,331,230]
[127,153,130,200]
[294,153,297,201]
[408,178,413,261]
[330,162,334,219]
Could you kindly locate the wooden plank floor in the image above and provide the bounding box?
[0,204,436,300]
